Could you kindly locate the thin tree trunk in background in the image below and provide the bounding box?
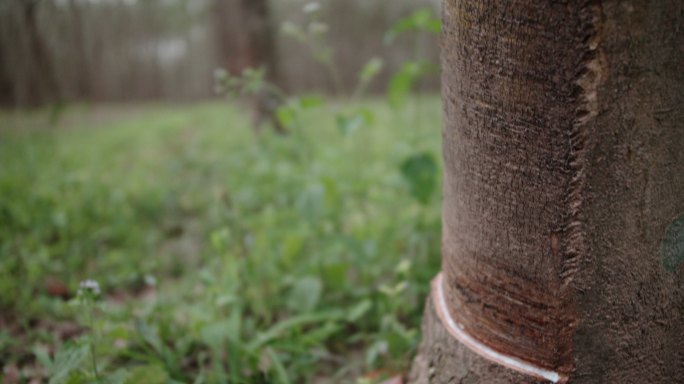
[410,1,683,383]
[214,0,284,134]
[0,34,12,105]
[20,0,60,107]
[69,0,91,101]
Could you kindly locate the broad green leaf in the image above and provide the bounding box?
[400,152,438,204]
[386,18,415,43]
[264,348,291,384]
[210,227,230,252]
[135,321,164,356]
[33,345,52,371]
[300,321,342,344]
[426,19,442,33]
[282,234,304,268]
[49,343,89,384]
[379,281,408,297]
[336,114,365,136]
[276,106,296,129]
[102,369,129,384]
[384,318,416,357]
[201,322,232,347]
[388,61,436,108]
[359,108,375,125]
[247,310,344,350]
[322,262,348,289]
[411,8,441,33]
[395,259,412,275]
[298,94,325,109]
[336,109,373,136]
[288,276,323,312]
[125,365,168,384]
[388,70,413,108]
[296,183,325,219]
[385,8,441,44]
[347,299,373,322]
[365,340,388,368]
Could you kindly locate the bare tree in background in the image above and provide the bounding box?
[411,1,683,383]
[68,0,91,101]
[0,0,440,107]
[0,35,11,106]
[1,0,61,107]
[214,0,285,134]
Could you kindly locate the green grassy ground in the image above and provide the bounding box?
[0,98,442,383]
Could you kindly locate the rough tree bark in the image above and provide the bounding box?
[214,0,285,134]
[410,1,683,383]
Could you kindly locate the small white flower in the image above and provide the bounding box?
[144,275,157,287]
[303,2,320,14]
[79,279,101,296]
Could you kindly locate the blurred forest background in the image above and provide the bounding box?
[0,1,443,383]
[0,0,439,106]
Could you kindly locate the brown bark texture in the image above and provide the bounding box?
[411,0,684,383]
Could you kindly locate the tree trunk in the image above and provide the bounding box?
[214,0,284,134]
[20,0,61,107]
[410,1,683,383]
[69,0,92,101]
[0,25,12,106]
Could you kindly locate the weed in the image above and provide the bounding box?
[0,98,441,383]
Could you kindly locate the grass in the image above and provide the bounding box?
[0,97,442,383]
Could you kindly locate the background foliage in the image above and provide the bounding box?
[0,1,443,383]
[0,97,442,382]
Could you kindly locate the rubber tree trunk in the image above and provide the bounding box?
[410,1,683,383]
[214,0,284,134]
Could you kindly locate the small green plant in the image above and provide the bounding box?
[214,67,286,102]
[384,7,441,205]
[280,2,387,137]
[215,66,324,139]
[384,8,441,44]
[78,279,101,380]
[400,152,438,205]
[282,2,343,94]
[385,7,440,111]
[39,280,102,384]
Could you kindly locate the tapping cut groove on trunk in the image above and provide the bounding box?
[432,272,565,383]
